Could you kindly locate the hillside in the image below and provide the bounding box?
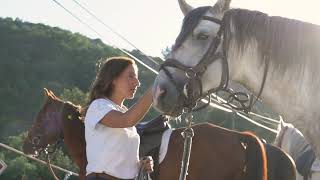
[0,17,124,137]
[0,17,278,141]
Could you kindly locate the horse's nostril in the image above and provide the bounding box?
[159,88,166,98]
[155,84,167,99]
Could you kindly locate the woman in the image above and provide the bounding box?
[84,56,153,180]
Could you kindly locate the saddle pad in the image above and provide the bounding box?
[312,158,320,172]
[159,129,173,163]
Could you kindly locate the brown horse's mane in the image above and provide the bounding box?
[62,101,84,123]
[44,88,83,123]
[59,99,87,178]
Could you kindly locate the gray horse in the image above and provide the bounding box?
[152,0,320,157]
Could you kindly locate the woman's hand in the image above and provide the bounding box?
[140,156,154,174]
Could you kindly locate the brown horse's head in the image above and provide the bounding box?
[23,88,65,156]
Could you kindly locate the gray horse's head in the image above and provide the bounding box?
[152,0,231,116]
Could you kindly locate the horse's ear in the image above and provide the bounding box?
[44,88,55,100]
[43,88,59,101]
[178,0,194,16]
[211,0,231,15]
[44,88,50,97]
[49,90,62,101]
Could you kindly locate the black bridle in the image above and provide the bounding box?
[26,127,64,157]
[160,14,269,113]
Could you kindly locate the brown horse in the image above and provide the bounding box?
[23,89,295,180]
[23,89,87,179]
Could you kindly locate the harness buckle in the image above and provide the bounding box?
[185,68,196,78]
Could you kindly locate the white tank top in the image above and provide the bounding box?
[84,98,140,179]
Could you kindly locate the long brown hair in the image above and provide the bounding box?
[82,56,136,115]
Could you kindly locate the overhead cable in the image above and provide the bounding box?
[52,0,104,38]
[71,0,161,66]
[51,0,157,74]
[0,143,78,176]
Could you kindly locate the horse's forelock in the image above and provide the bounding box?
[173,6,211,50]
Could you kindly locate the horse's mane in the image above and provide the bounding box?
[62,101,84,123]
[223,8,320,72]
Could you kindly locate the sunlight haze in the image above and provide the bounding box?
[1,0,319,57]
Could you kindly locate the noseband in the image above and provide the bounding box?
[26,127,64,156]
[160,16,229,112]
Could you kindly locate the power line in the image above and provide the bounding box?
[51,0,104,39]
[51,0,157,74]
[210,93,280,124]
[122,49,158,74]
[248,115,278,126]
[0,143,78,177]
[237,113,278,134]
[71,0,162,66]
[248,111,280,124]
[203,98,278,133]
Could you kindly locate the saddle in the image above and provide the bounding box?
[136,115,170,180]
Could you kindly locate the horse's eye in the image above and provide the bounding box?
[196,33,209,40]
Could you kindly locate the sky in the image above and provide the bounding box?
[1,0,319,58]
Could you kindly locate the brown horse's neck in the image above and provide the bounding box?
[61,103,87,180]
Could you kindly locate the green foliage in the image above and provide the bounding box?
[60,87,88,106]
[0,133,78,180]
[4,133,25,150]
[0,18,122,179]
[2,156,38,179]
[0,17,123,137]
